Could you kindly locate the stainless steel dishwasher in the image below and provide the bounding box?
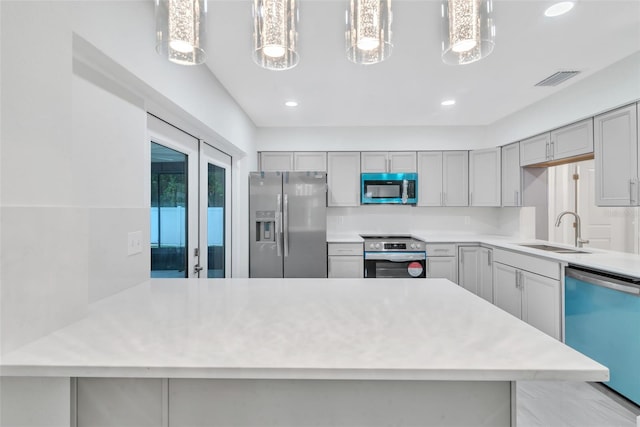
[564,266,640,405]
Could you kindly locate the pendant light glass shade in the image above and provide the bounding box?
[346,0,393,65]
[253,0,299,70]
[441,0,494,65]
[155,0,207,65]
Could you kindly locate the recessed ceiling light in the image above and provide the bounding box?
[544,1,575,17]
[441,99,456,106]
[284,100,298,107]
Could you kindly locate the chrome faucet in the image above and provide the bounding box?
[555,211,589,248]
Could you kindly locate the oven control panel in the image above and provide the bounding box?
[362,236,425,252]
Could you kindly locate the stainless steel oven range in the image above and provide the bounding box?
[361,235,426,278]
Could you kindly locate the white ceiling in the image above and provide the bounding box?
[205,0,640,128]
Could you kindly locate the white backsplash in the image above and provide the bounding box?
[328,206,536,239]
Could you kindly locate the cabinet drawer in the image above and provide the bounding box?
[425,243,456,257]
[328,243,364,256]
[493,248,561,280]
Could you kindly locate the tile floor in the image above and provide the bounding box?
[517,381,640,427]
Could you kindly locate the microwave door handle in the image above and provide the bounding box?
[402,179,408,204]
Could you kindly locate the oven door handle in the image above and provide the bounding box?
[364,252,426,262]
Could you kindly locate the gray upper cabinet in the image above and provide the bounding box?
[595,103,639,206]
[294,152,327,171]
[520,133,550,166]
[259,152,327,172]
[417,151,468,207]
[259,152,294,171]
[501,143,521,207]
[361,151,416,173]
[520,119,594,167]
[550,118,594,160]
[469,147,501,207]
[327,152,361,206]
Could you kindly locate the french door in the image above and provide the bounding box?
[148,114,231,278]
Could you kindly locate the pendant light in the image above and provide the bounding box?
[155,0,207,66]
[346,0,393,65]
[253,0,299,71]
[441,0,495,65]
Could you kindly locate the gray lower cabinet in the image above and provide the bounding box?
[327,243,364,278]
[425,243,457,283]
[458,245,493,303]
[492,249,561,340]
[76,378,165,427]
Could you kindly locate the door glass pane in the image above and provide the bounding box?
[207,163,225,278]
[151,142,188,278]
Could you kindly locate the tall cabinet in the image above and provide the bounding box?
[417,151,468,206]
[594,103,639,206]
[469,147,501,206]
[327,152,361,207]
[501,143,521,207]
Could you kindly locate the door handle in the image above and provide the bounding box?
[276,193,282,256]
[283,193,289,257]
[194,265,204,275]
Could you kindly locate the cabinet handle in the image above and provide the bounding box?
[516,190,520,206]
[515,270,520,288]
[387,158,391,172]
[470,192,473,206]
[549,141,554,160]
[487,250,492,266]
[545,143,549,159]
[630,179,638,205]
[460,251,464,264]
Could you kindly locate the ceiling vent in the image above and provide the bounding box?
[535,71,581,87]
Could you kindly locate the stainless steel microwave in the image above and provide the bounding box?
[361,173,418,205]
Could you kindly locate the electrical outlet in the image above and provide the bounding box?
[127,231,142,256]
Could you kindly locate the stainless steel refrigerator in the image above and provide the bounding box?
[249,171,327,278]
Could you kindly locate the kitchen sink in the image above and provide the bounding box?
[517,244,589,254]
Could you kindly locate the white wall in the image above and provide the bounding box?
[256,126,490,152]
[328,206,535,240]
[0,1,256,354]
[488,52,640,146]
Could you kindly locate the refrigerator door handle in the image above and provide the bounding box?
[283,193,289,257]
[276,193,282,257]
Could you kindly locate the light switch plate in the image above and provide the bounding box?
[127,231,142,256]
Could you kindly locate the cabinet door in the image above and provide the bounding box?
[361,152,389,172]
[520,133,550,166]
[501,143,521,207]
[479,247,493,303]
[458,246,480,295]
[595,104,639,206]
[493,263,521,319]
[294,152,327,172]
[328,256,364,278]
[443,151,469,206]
[389,152,417,172]
[427,257,457,283]
[327,152,361,206]
[469,147,501,207]
[550,118,594,161]
[260,152,294,171]
[521,271,560,340]
[417,151,443,206]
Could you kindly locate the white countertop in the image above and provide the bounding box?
[0,278,607,382]
[328,233,640,278]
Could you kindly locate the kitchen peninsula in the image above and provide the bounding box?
[0,278,607,426]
